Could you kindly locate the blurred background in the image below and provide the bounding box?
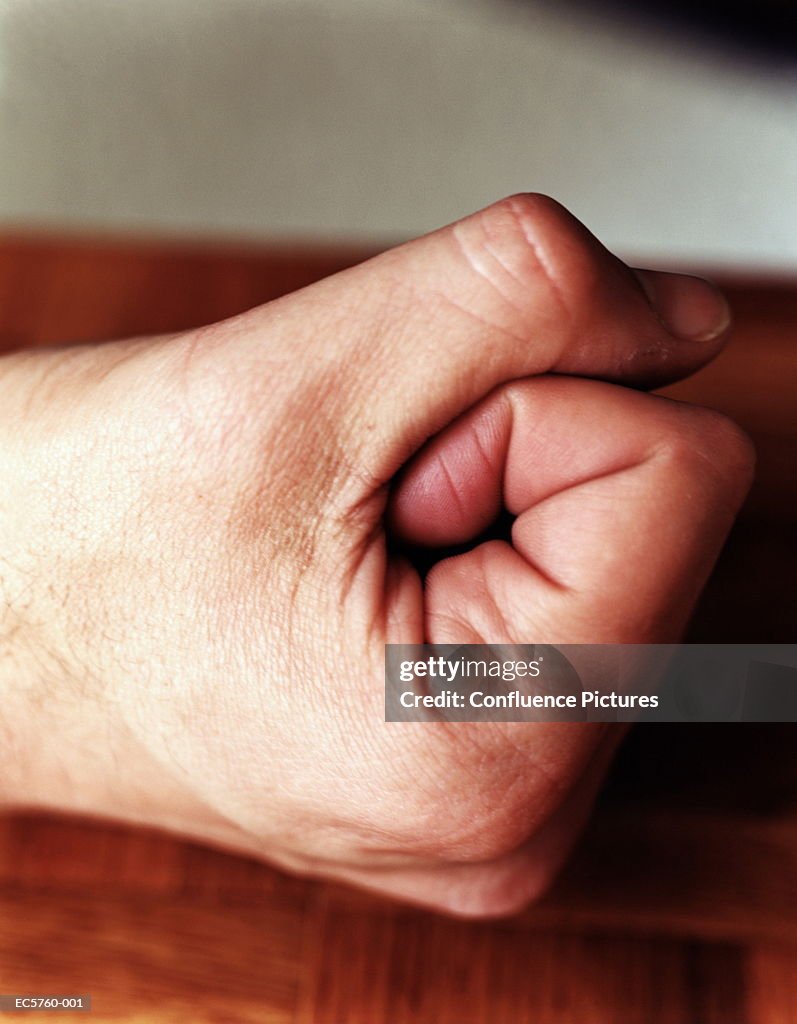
[0,0,795,269]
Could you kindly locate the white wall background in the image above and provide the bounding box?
[0,0,795,269]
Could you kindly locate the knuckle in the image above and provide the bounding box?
[459,194,599,327]
[658,405,756,497]
[499,193,603,307]
[431,860,553,920]
[499,191,571,229]
[697,409,756,474]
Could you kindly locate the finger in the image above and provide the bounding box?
[401,377,755,642]
[263,194,732,481]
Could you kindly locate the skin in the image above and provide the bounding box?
[0,195,754,918]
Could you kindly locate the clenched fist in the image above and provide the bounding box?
[0,197,753,916]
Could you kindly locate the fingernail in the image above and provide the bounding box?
[634,270,732,342]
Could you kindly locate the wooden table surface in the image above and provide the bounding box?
[0,234,795,1023]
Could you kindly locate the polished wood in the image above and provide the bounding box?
[0,233,795,1023]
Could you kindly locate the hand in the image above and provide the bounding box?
[0,196,753,916]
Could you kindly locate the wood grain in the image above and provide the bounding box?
[0,232,795,1023]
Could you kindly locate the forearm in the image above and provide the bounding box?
[0,346,262,855]
[0,353,46,808]
[0,348,170,818]
[0,361,103,813]
[0,521,233,840]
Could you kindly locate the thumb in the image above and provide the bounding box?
[271,194,732,483]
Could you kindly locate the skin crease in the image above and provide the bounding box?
[0,196,755,918]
